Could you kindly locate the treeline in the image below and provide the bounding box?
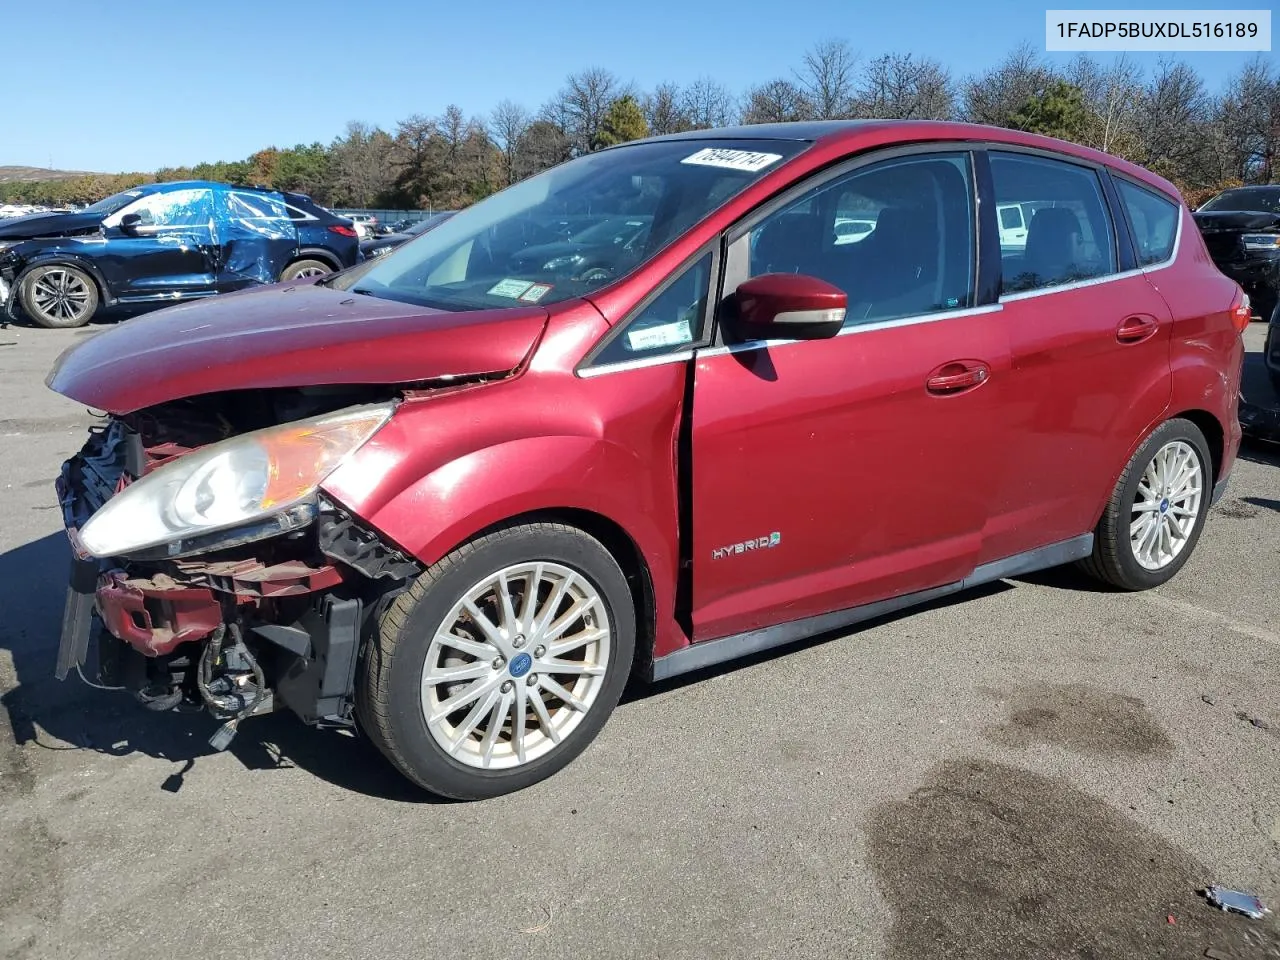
[3,42,1278,211]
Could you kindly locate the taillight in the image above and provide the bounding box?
[328,224,357,238]
[1230,291,1252,333]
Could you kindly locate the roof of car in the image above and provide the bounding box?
[142,179,284,195]
[635,119,1181,202]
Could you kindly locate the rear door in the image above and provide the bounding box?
[688,149,1013,642]
[99,187,216,299]
[977,149,1173,563]
[214,188,300,290]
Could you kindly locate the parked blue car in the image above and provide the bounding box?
[0,181,361,328]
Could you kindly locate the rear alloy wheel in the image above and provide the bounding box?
[279,259,333,282]
[356,523,635,800]
[19,264,99,328]
[1079,418,1212,590]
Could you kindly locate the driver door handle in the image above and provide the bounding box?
[926,360,991,395]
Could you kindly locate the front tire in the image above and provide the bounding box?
[18,264,99,328]
[356,522,636,800]
[1078,418,1212,591]
[279,259,333,282]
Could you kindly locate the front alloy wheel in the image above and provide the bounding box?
[19,264,99,328]
[357,523,635,799]
[422,561,612,769]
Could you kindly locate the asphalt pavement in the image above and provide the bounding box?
[1,318,1278,960]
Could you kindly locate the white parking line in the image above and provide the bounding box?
[1144,592,1280,649]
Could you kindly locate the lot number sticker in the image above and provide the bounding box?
[681,148,783,172]
[519,283,554,303]
[488,278,534,298]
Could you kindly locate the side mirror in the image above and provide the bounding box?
[734,273,847,340]
[120,213,150,236]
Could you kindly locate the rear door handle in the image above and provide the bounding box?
[926,360,990,395]
[1116,314,1158,344]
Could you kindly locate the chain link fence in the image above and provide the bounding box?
[330,208,450,227]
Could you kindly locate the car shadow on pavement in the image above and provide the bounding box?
[0,532,445,804]
[624,580,1014,703]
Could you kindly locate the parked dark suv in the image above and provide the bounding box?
[0,181,361,327]
[1193,185,1280,324]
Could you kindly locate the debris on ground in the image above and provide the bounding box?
[1233,711,1272,731]
[1204,885,1270,920]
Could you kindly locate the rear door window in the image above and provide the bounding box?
[1115,179,1179,266]
[989,152,1117,295]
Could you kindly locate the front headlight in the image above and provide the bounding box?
[369,245,392,258]
[78,402,395,559]
[1241,233,1280,252]
[542,255,584,271]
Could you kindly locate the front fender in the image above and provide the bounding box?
[11,250,115,306]
[320,364,688,657]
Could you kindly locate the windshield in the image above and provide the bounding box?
[84,189,147,215]
[331,138,808,311]
[1201,189,1280,214]
[568,216,651,245]
[407,212,453,236]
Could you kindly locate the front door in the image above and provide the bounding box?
[690,150,1012,642]
[99,186,217,300]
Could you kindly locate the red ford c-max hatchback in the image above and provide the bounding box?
[48,121,1248,799]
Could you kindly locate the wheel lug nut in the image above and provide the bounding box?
[527,674,539,686]
[512,635,526,649]
[501,680,513,693]
[534,646,546,658]
[492,657,505,669]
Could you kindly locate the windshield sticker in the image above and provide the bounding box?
[519,282,554,303]
[681,148,783,173]
[488,278,535,299]
[627,319,692,351]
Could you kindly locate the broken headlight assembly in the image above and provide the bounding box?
[77,402,396,560]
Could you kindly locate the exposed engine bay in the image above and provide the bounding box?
[55,385,423,748]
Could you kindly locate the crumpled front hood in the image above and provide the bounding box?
[0,211,102,240]
[46,282,549,414]
[1193,210,1280,233]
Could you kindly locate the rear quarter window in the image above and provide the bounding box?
[1115,179,1179,266]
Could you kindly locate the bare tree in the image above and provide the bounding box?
[489,99,531,186]
[681,77,737,129]
[1064,54,1143,154]
[545,67,629,154]
[514,120,572,179]
[644,82,692,135]
[1131,59,1216,186]
[856,53,955,120]
[961,42,1057,127]
[795,39,859,119]
[741,79,813,124]
[1216,56,1280,182]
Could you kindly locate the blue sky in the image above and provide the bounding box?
[2,0,1272,172]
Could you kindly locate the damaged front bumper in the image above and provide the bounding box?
[54,416,419,732]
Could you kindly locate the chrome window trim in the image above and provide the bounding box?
[700,303,1004,358]
[577,349,698,377]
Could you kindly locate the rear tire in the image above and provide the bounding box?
[356,522,635,800]
[1078,418,1212,591]
[18,264,99,328]
[279,259,333,282]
